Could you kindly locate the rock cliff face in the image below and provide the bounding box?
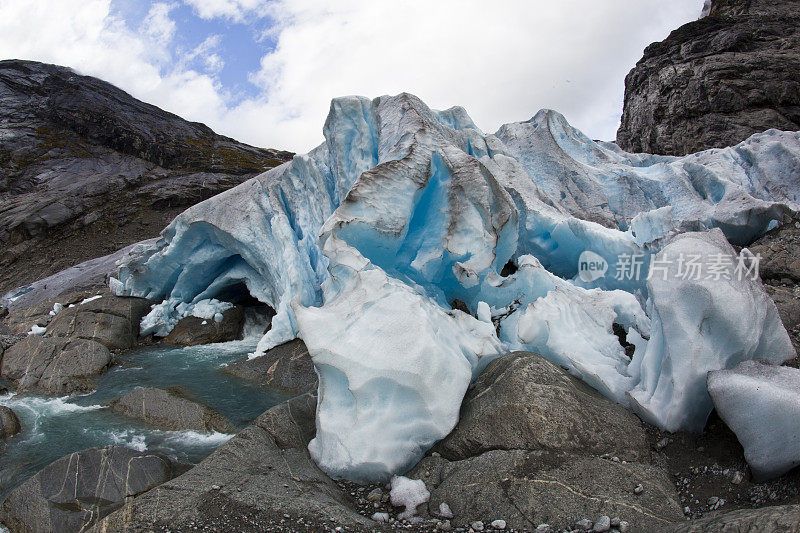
[616,0,800,155]
[0,59,292,293]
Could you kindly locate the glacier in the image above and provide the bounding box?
[112,93,799,481]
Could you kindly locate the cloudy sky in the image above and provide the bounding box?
[0,0,702,153]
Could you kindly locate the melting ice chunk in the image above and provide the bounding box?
[708,361,800,480]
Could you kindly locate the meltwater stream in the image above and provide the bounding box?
[0,336,293,499]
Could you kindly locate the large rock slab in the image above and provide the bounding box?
[1,336,111,394]
[708,361,800,480]
[669,504,800,532]
[0,445,178,533]
[223,339,317,395]
[110,387,234,433]
[45,293,152,350]
[95,394,376,532]
[162,306,244,346]
[617,0,800,155]
[409,449,683,531]
[434,351,651,463]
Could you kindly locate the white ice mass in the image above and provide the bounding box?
[112,93,799,481]
[708,361,800,480]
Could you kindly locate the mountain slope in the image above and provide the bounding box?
[0,59,292,293]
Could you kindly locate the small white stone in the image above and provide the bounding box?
[633,484,644,495]
[592,515,611,532]
[371,512,390,523]
[439,502,454,519]
[471,521,485,531]
[490,519,506,530]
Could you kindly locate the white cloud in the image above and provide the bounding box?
[0,0,705,153]
[143,2,177,48]
[180,34,225,74]
[183,0,268,22]
[239,0,704,151]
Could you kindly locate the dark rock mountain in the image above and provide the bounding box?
[0,59,292,294]
[616,0,800,155]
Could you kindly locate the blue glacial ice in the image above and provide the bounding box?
[112,93,799,481]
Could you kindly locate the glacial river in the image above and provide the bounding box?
[0,336,291,499]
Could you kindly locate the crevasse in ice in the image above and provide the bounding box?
[113,93,798,481]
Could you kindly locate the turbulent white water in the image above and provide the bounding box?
[0,334,290,498]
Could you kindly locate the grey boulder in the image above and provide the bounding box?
[1,336,111,394]
[162,306,244,346]
[0,445,178,533]
[223,339,317,395]
[109,387,234,433]
[0,405,21,438]
[434,351,651,463]
[45,293,151,350]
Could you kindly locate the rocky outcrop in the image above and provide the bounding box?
[110,387,234,433]
[669,504,800,532]
[1,336,111,394]
[162,306,244,346]
[96,394,376,532]
[617,0,800,155]
[0,59,292,293]
[0,289,154,393]
[408,352,683,531]
[1,445,179,533]
[0,406,21,439]
[45,293,151,351]
[223,339,317,395]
